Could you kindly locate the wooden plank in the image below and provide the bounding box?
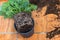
[0,1,60,40]
[0,34,17,40]
[38,34,47,40]
[31,6,47,32]
[17,34,26,40]
[26,34,38,40]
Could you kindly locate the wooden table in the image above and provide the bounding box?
[0,1,60,40]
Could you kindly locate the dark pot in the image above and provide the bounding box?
[14,12,34,38]
[14,23,34,38]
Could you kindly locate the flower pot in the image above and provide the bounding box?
[14,12,34,38]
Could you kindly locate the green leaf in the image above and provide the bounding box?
[0,0,37,18]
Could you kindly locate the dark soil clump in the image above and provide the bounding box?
[45,5,58,15]
[46,27,60,39]
[29,0,48,8]
[29,0,60,16]
[13,12,34,33]
[46,0,60,16]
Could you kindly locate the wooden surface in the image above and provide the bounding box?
[0,1,60,40]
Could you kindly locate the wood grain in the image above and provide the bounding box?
[0,1,60,40]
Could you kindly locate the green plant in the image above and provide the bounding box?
[0,0,37,18]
